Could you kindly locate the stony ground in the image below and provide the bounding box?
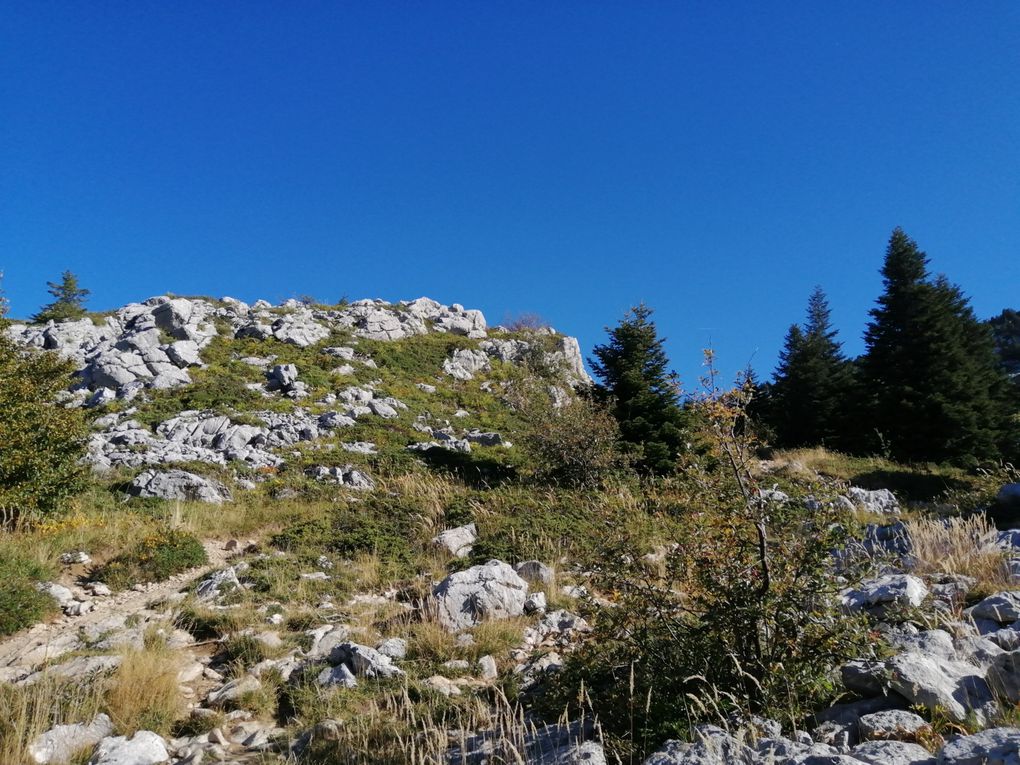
[5,295,1020,764]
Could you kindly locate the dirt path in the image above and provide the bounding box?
[0,539,236,677]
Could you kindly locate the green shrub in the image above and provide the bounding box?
[93,528,207,589]
[0,551,55,636]
[271,497,421,577]
[0,332,89,527]
[542,382,870,757]
[512,381,629,488]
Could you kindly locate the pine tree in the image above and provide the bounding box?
[31,271,90,323]
[590,304,686,475]
[763,287,854,448]
[988,309,1020,380]
[860,228,1010,465]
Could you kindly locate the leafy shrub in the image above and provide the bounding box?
[272,497,422,577]
[0,551,55,636]
[542,379,869,757]
[93,528,207,589]
[0,332,89,527]
[513,381,628,488]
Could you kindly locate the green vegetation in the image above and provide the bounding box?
[543,382,870,757]
[591,304,687,475]
[755,228,1017,467]
[758,286,854,450]
[860,228,1012,465]
[0,549,56,636]
[31,270,91,323]
[0,325,89,528]
[91,528,208,589]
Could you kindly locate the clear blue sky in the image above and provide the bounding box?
[2,3,1018,386]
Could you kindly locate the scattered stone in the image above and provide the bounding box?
[88,731,170,765]
[59,551,91,565]
[969,591,1020,624]
[433,523,477,558]
[841,575,928,613]
[424,674,461,697]
[316,664,358,688]
[858,709,932,742]
[29,713,113,765]
[851,740,936,765]
[376,638,408,660]
[128,469,232,503]
[433,559,529,631]
[330,642,405,679]
[524,591,547,614]
[847,487,900,514]
[478,655,498,680]
[196,567,242,600]
[937,727,1020,764]
[305,465,375,490]
[515,560,554,586]
[886,651,997,724]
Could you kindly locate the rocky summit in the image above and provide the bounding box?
[2,293,1020,765]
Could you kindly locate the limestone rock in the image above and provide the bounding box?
[433,523,477,558]
[433,560,529,631]
[841,575,928,613]
[937,727,1020,764]
[128,469,232,503]
[886,651,997,724]
[88,731,169,765]
[29,713,113,764]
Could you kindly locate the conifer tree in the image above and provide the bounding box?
[31,271,90,323]
[590,304,686,474]
[988,309,1020,381]
[860,228,1010,465]
[764,287,854,448]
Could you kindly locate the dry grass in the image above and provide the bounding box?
[407,620,460,665]
[0,676,106,764]
[105,641,183,736]
[290,679,592,765]
[905,514,1012,592]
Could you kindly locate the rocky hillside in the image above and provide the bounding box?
[6,295,586,491]
[3,294,1020,765]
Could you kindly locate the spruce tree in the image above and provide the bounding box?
[860,228,1010,465]
[764,287,854,449]
[590,304,686,475]
[988,309,1020,380]
[31,271,90,323]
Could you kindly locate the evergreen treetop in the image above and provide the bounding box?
[590,303,686,475]
[861,228,1010,465]
[31,271,90,324]
[763,287,853,449]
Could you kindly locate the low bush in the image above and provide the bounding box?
[512,381,629,488]
[92,528,207,589]
[0,550,56,636]
[0,332,89,528]
[542,383,870,757]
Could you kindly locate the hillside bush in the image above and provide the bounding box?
[0,550,56,636]
[542,370,869,757]
[512,381,628,488]
[0,332,89,528]
[92,527,207,589]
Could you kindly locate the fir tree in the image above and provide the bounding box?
[31,271,90,323]
[590,304,686,474]
[764,287,854,448]
[988,309,1020,380]
[860,228,1010,465]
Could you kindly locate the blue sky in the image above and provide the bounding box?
[2,3,1018,386]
